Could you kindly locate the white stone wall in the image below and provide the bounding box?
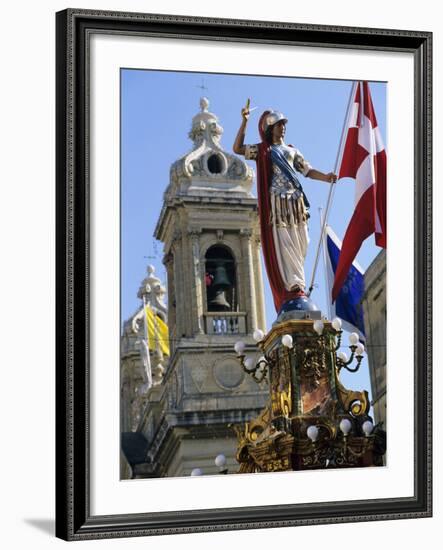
[362,250,387,429]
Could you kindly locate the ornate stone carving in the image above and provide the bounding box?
[213,357,245,390]
[187,227,202,238]
[239,228,253,239]
[136,265,167,317]
[167,97,253,193]
[188,98,224,147]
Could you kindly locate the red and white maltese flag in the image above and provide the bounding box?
[332,81,387,302]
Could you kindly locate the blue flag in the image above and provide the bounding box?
[325,225,366,340]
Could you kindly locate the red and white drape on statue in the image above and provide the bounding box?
[250,111,312,313]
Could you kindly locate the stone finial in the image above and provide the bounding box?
[137,264,167,316]
[166,96,253,195]
[188,97,223,146]
[200,97,209,112]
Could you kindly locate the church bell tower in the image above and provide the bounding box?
[156,97,266,343]
[138,98,267,476]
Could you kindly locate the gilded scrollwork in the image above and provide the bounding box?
[232,320,385,473]
[335,378,370,416]
[295,335,327,391]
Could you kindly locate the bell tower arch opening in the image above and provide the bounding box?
[204,245,237,313]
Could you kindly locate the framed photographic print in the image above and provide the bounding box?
[55,9,432,541]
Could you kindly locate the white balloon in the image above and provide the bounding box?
[356,343,365,356]
[362,420,374,436]
[253,329,265,342]
[332,317,342,331]
[282,334,293,348]
[313,320,324,335]
[339,418,352,435]
[214,454,227,467]
[234,341,245,355]
[307,425,319,442]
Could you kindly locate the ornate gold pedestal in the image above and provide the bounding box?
[234,319,386,473]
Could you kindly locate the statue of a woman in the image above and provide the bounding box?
[233,104,337,313]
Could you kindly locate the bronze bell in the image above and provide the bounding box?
[212,264,231,288]
[209,264,231,311]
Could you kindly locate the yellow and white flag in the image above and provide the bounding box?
[144,305,170,356]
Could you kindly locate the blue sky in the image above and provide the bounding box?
[121,69,386,400]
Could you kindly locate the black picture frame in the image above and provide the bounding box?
[55,8,432,541]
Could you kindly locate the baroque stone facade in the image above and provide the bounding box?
[121,98,268,478]
[361,250,387,429]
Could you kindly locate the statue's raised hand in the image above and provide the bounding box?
[241,98,251,122]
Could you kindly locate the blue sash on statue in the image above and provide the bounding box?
[270,145,310,209]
